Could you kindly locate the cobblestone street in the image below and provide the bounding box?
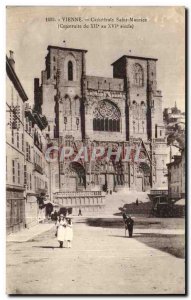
[6,217,185,295]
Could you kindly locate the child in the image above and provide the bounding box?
[65,216,73,248]
[56,214,67,248]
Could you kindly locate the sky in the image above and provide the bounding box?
[6,6,185,111]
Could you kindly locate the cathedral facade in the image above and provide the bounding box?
[34,45,168,201]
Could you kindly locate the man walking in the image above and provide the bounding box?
[126,215,134,238]
[122,209,128,222]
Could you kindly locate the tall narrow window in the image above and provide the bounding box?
[12,129,14,144]
[155,125,157,138]
[18,163,20,184]
[97,119,101,131]
[68,61,73,81]
[30,173,32,190]
[12,160,15,183]
[93,118,97,130]
[17,131,19,148]
[22,133,24,152]
[133,63,144,86]
[28,145,31,161]
[105,118,108,131]
[24,165,27,186]
[116,120,120,132]
[26,173,29,189]
[100,119,104,131]
[26,142,29,161]
[109,119,113,132]
[113,119,117,131]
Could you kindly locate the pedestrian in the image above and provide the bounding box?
[55,215,59,229]
[126,215,134,238]
[136,198,139,206]
[53,210,58,221]
[78,208,82,216]
[122,209,128,222]
[65,216,73,248]
[55,214,67,248]
[51,211,54,221]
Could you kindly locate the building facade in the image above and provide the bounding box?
[163,103,185,125]
[34,45,169,210]
[6,52,28,234]
[24,106,37,228]
[167,149,185,200]
[6,52,50,233]
[24,105,50,227]
[33,120,50,222]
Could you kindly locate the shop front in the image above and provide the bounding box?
[6,186,25,235]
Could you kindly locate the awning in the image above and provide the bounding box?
[44,200,59,207]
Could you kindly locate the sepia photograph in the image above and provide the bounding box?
[6,6,186,295]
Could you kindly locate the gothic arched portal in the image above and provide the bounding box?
[69,162,86,191]
[138,162,151,191]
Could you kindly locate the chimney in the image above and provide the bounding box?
[9,50,15,70]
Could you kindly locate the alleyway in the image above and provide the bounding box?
[7,217,185,295]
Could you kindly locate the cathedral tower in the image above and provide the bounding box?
[34,45,87,141]
[112,55,165,141]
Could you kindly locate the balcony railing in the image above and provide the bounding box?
[53,190,105,209]
[54,190,103,198]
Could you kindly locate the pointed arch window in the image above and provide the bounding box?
[134,63,144,86]
[68,61,73,81]
[74,96,80,115]
[93,100,121,132]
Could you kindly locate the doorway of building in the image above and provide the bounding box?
[69,162,86,192]
[138,162,151,192]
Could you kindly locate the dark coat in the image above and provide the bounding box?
[126,217,134,229]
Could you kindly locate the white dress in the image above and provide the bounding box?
[65,221,73,241]
[56,219,67,242]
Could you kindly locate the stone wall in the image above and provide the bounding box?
[54,191,105,215]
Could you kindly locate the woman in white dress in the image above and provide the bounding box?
[65,216,73,248]
[56,214,67,248]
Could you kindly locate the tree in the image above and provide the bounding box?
[167,130,185,150]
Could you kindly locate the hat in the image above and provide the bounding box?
[60,214,64,217]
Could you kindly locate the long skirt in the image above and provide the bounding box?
[57,226,66,242]
[65,226,73,241]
